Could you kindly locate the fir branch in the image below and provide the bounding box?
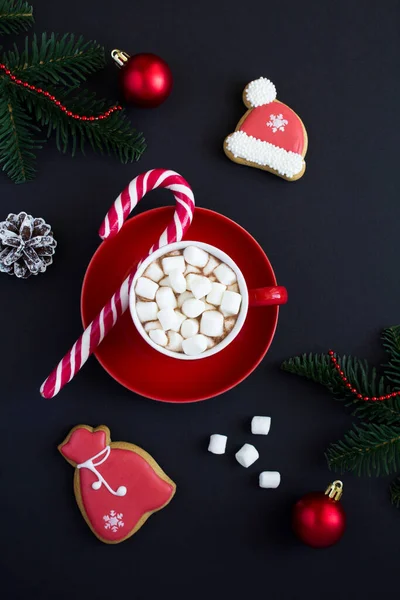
[17,86,145,161]
[390,477,400,508]
[326,423,400,476]
[0,80,40,182]
[281,353,344,393]
[382,325,400,388]
[3,33,105,86]
[0,0,33,35]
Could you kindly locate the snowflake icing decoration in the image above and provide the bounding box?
[266,114,288,133]
[103,510,124,533]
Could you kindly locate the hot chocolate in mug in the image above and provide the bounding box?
[129,241,287,360]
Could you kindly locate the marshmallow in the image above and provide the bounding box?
[235,444,259,468]
[259,471,281,489]
[171,310,187,332]
[189,275,212,300]
[149,329,168,347]
[208,434,227,455]
[183,245,209,268]
[156,286,177,310]
[166,331,183,352]
[144,262,164,283]
[169,269,186,293]
[205,336,216,349]
[159,276,171,286]
[157,307,180,331]
[185,265,201,275]
[182,334,208,356]
[162,255,185,275]
[220,290,242,316]
[182,298,206,318]
[144,320,162,332]
[206,282,226,306]
[203,255,220,276]
[251,416,271,436]
[177,291,194,308]
[200,310,224,337]
[214,263,237,286]
[135,276,159,300]
[181,318,199,338]
[203,301,215,312]
[136,301,158,323]
[224,317,236,333]
[185,273,198,292]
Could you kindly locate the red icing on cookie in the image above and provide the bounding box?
[239,101,305,155]
[59,426,176,543]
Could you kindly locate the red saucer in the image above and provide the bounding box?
[81,207,280,402]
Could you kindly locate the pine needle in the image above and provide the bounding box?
[0,0,33,35]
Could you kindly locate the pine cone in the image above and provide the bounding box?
[0,212,57,279]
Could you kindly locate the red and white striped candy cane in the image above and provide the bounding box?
[40,169,195,399]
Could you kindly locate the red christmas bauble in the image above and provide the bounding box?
[112,49,173,108]
[292,480,346,548]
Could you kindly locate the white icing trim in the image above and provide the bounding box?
[226,131,304,178]
[245,78,276,107]
[77,446,127,497]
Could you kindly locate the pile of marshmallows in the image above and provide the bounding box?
[209,416,281,489]
[135,245,242,356]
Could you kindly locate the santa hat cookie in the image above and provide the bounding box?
[59,425,176,544]
[224,77,307,181]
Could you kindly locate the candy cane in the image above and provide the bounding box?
[40,169,195,399]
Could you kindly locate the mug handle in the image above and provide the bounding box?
[248,286,288,307]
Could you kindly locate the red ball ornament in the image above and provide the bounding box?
[292,480,346,548]
[112,49,173,108]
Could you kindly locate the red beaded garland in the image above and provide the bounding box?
[0,63,122,121]
[329,349,400,402]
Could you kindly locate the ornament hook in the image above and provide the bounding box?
[325,480,343,501]
[111,49,130,68]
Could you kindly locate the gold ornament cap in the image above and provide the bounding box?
[325,480,343,501]
[111,49,131,68]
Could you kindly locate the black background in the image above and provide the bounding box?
[1,1,399,598]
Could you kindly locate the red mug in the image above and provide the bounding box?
[130,241,287,360]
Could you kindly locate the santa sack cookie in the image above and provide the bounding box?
[224,77,307,181]
[59,425,176,544]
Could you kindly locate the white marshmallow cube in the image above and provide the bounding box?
[166,331,183,352]
[161,255,186,275]
[251,416,271,436]
[189,275,212,300]
[259,471,281,489]
[220,290,242,316]
[183,245,209,268]
[156,286,177,310]
[149,329,168,347]
[214,263,237,286]
[181,318,199,338]
[208,434,227,455]
[144,320,162,332]
[159,276,171,286]
[169,269,186,293]
[182,298,206,318]
[136,301,158,323]
[235,444,259,468]
[200,310,224,337]
[144,262,164,283]
[206,282,226,306]
[157,308,180,331]
[135,276,159,300]
[171,310,186,332]
[182,334,208,356]
[205,336,216,349]
[225,317,236,332]
[177,291,193,308]
[228,283,240,293]
[203,255,219,276]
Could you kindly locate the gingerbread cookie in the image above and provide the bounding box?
[224,77,307,181]
[59,425,176,544]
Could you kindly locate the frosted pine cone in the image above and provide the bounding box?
[0,212,57,279]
